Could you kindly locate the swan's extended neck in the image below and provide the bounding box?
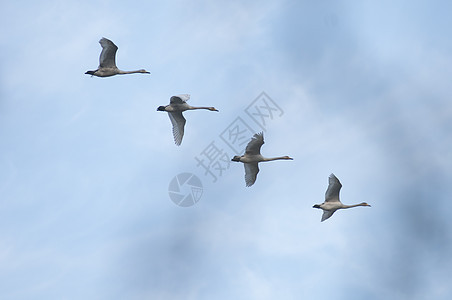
[262,156,293,161]
[118,69,150,74]
[342,202,371,209]
[188,106,219,112]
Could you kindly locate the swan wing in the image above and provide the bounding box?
[99,38,118,68]
[321,210,335,222]
[245,132,264,155]
[170,94,190,104]
[244,162,259,187]
[325,173,342,202]
[168,111,186,146]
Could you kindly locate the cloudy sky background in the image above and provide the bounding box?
[1,0,451,299]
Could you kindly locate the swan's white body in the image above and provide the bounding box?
[85,38,150,77]
[231,132,293,187]
[313,174,371,222]
[157,94,218,146]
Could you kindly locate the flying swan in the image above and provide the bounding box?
[85,37,150,77]
[231,132,293,187]
[157,94,219,146]
[313,173,371,222]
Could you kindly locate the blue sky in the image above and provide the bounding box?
[1,1,452,299]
